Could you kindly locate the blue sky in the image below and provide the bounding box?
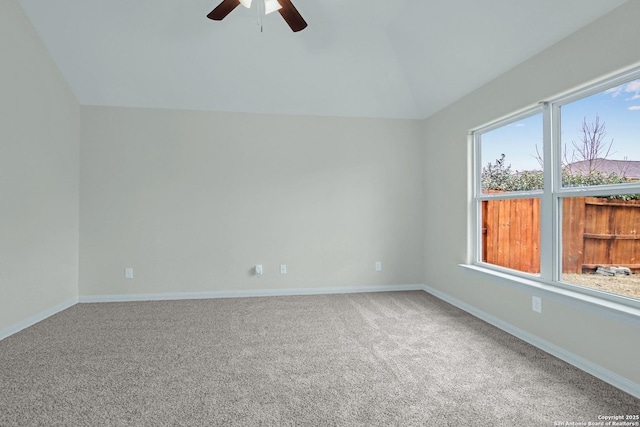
[481,78,640,172]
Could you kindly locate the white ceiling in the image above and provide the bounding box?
[19,0,626,119]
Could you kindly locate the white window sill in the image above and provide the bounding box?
[459,264,640,326]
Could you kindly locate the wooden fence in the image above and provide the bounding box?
[482,197,640,274]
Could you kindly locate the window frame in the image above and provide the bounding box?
[472,105,545,279]
[471,66,640,311]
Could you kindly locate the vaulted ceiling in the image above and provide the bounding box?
[19,0,626,119]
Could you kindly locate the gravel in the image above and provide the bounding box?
[562,273,640,300]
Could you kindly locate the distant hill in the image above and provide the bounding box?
[565,159,640,180]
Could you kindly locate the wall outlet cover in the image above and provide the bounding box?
[532,296,542,314]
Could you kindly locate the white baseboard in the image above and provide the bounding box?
[0,297,78,341]
[79,284,426,303]
[421,284,640,400]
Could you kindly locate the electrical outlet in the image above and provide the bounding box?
[375,261,382,272]
[125,268,134,279]
[532,296,542,314]
[280,264,287,274]
[255,265,263,276]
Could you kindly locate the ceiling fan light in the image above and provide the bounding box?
[239,0,252,8]
[264,0,282,15]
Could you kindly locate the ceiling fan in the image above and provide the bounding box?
[207,0,308,32]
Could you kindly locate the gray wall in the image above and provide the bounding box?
[0,1,79,331]
[423,1,640,384]
[79,107,424,296]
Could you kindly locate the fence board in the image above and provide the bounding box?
[562,197,585,274]
[582,197,640,272]
[482,198,540,273]
[483,196,640,274]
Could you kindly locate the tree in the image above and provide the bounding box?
[481,153,512,191]
[483,114,639,198]
[563,115,614,175]
[481,154,543,192]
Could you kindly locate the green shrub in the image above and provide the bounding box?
[482,155,640,200]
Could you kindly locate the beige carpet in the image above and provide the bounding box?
[1,291,638,426]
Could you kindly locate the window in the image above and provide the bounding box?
[473,68,640,306]
[476,111,543,275]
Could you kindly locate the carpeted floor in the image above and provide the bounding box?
[0,291,638,426]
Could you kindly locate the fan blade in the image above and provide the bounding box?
[277,0,307,32]
[207,0,240,20]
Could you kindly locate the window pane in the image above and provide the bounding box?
[561,196,640,301]
[481,198,540,275]
[560,78,640,188]
[480,113,543,194]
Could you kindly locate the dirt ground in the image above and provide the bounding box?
[562,273,640,300]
